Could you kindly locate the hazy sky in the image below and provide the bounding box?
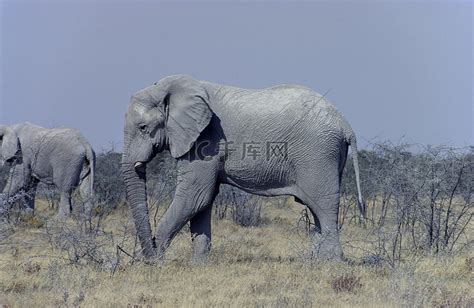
[1,1,472,151]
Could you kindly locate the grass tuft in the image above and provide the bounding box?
[331,274,363,294]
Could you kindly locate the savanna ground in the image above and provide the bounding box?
[0,197,472,307]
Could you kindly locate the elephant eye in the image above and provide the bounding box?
[138,124,147,133]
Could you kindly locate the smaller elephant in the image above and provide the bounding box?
[0,123,95,218]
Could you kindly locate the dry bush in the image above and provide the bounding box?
[330,273,363,294]
[214,185,264,227]
[232,195,263,227]
[36,183,59,210]
[94,150,125,211]
[340,142,473,266]
[45,219,115,267]
[0,191,36,223]
[44,208,141,272]
[22,261,41,274]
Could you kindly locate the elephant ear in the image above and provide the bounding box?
[166,78,213,158]
[0,126,20,162]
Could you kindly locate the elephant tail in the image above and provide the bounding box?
[85,145,96,197]
[345,132,366,224]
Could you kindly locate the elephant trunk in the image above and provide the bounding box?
[122,162,157,260]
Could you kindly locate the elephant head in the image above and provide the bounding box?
[121,75,213,259]
[0,125,21,167]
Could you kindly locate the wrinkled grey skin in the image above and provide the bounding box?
[122,75,364,262]
[0,123,95,218]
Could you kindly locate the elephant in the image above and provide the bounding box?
[121,75,364,262]
[0,123,95,218]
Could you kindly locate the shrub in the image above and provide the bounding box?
[341,142,473,265]
[94,151,124,209]
[331,274,363,294]
[214,185,263,227]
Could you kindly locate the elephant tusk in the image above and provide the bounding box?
[134,162,144,169]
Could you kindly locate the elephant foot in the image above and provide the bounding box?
[191,252,210,265]
[191,234,211,265]
[312,246,344,262]
[311,233,343,262]
[191,256,210,266]
[313,249,344,262]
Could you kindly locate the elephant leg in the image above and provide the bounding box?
[57,191,72,218]
[306,192,343,260]
[79,175,93,219]
[154,188,217,260]
[189,189,217,263]
[53,155,84,219]
[297,163,343,261]
[154,163,218,260]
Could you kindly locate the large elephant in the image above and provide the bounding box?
[122,75,364,262]
[0,123,95,217]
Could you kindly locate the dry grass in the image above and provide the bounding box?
[0,199,472,307]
